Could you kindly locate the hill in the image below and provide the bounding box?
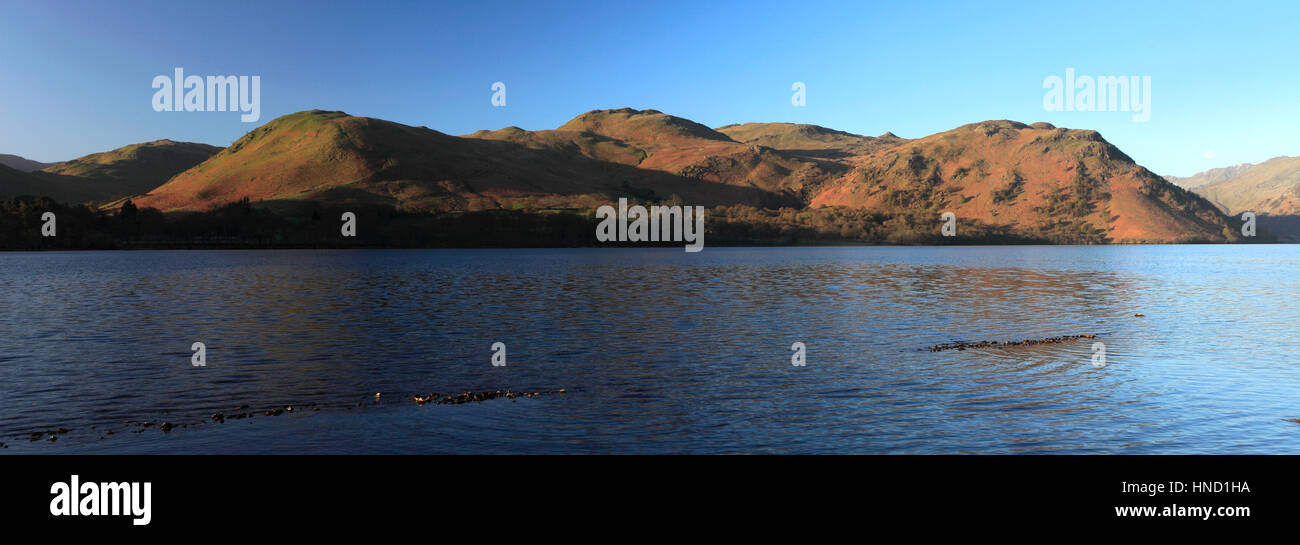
[0,164,49,197]
[716,122,906,158]
[1165,162,1257,191]
[0,140,221,204]
[43,140,222,199]
[0,154,52,172]
[1190,156,1300,215]
[0,163,119,203]
[808,121,1238,243]
[465,108,841,200]
[128,110,1243,244]
[134,109,783,213]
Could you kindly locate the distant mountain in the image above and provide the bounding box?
[716,122,906,158]
[1165,162,1258,190]
[1188,156,1300,215]
[0,164,119,203]
[0,164,49,196]
[0,154,53,172]
[42,140,221,200]
[1,140,221,204]
[120,109,1242,243]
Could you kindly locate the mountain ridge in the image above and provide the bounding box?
[0,140,221,203]
[1183,156,1300,215]
[0,154,53,173]
[14,108,1248,244]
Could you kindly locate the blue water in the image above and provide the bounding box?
[1,246,1298,453]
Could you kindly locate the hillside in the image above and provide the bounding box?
[0,164,119,203]
[124,110,1243,244]
[808,121,1238,243]
[1166,162,1257,191]
[0,164,49,196]
[134,109,780,213]
[0,140,220,204]
[43,140,222,198]
[1191,156,1300,215]
[0,154,52,172]
[716,122,906,158]
[466,108,840,200]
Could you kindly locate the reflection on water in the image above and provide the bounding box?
[1,246,1299,453]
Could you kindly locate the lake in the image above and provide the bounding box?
[1,246,1298,453]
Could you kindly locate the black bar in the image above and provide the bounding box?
[4,455,1285,532]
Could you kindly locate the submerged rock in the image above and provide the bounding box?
[419,389,568,406]
[927,334,1097,352]
[18,387,571,447]
[411,393,440,405]
[30,428,71,441]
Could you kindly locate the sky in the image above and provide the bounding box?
[1,0,1297,176]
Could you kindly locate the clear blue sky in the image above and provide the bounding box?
[1,0,1297,176]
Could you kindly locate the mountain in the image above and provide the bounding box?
[465,108,844,201]
[716,122,906,158]
[0,163,118,203]
[0,140,221,204]
[129,109,1240,243]
[135,109,807,213]
[1165,162,1257,190]
[0,154,53,172]
[808,121,1237,243]
[42,140,222,199]
[0,164,49,196]
[1188,156,1300,215]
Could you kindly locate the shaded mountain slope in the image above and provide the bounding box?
[0,154,52,172]
[0,164,49,197]
[0,163,121,203]
[1,140,221,204]
[43,140,222,198]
